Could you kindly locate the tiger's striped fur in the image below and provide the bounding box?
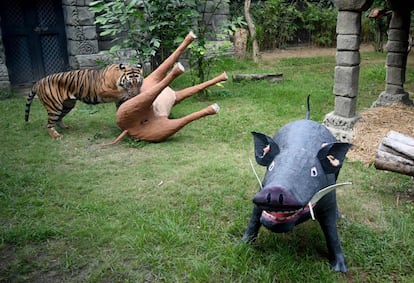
[25,63,143,139]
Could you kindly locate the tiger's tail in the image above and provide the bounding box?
[25,84,37,122]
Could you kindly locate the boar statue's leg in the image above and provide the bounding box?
[141,31,196,91]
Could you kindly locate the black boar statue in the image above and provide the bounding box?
[242,97,352,272]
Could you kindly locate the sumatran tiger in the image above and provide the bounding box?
[25,63,143,139]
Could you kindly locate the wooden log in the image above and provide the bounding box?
[375,130,414,176]
[232,73,283,83]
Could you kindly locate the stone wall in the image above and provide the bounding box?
[62,0,103,69]
[0,24,10,92]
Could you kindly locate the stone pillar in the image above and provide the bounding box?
[373,10,413,106]
[323,0,373,142]
[0,21,11,92]
[62,0,100,69]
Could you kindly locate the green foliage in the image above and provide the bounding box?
[186,0,231,93]
[90,0,197,64]
[301,2,337,47]
[361,0,389,51]
[229,0,338,49]
[253,0,301,49]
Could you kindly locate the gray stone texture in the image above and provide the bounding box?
[323,111,360,142]
[63,6,95,26]
[336,11,361,35]
[386,66,405,86]
[334,96,357,117]
[336,35,360,51]
[334,66,360,98]
[373,8,413,106]
[386,53,407,68]
[336,51,360,66]
[0,25,10,91]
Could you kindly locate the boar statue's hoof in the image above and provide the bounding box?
[331,254,347,273]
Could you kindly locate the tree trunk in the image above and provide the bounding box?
[244,0,259,63]
[374,130,414,176]
[234,28,248,60]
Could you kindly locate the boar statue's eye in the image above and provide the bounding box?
[311,166,318,177]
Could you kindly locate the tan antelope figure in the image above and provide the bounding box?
[110,31,228,144]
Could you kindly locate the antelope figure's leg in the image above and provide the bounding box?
[140,103,220,142]
[174,72,228,103]
[142,31,196,90]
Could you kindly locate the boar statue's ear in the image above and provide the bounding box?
[252,132,280,166]
[317,142,352,174]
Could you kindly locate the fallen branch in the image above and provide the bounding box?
[232,73,283,83]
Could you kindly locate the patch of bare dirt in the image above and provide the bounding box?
[260,43,373,60]
[348,104,414,164]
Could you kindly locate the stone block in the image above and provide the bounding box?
[386,40,409,53]
[334,96,357,118]
[333,66,359,97]
[64,6,95,26]
[75,53,112,69]
[336,51,360,66]
[385,84,405,94]
[386,66,406,85]
[387,29,409,41]
[372,91,413,107]
[386,52,407,68]
[0,81,11,91]
[65,26,97,40]
[67,40,98,56]
[336,11,361,35]
[62,0,90,7]
[323,111,360,142]
[337,35,360,50]
[68,56,79,69]
[389,12,411,30]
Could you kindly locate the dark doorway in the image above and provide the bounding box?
[0,0,69,87]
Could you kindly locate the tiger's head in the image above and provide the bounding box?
[117,63,144,98]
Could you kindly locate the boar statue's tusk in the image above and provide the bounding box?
[308,182,352,220]
[249,158,263,189]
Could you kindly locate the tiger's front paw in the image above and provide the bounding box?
[47,127,63,140]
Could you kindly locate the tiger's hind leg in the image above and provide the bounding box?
[47,99,76,139]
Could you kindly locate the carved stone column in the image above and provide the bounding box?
[323,0,374,142]
[373,2,414,106]
[62,0,100,69]
[0,21,11,91]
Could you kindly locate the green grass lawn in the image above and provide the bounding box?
[1,50,413,282]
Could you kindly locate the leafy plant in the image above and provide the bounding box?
[90,0,197,67]
[301,1,337,47]
[253,0,301,49]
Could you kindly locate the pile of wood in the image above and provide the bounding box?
[375,131,414,176]
[348,104,414,165]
